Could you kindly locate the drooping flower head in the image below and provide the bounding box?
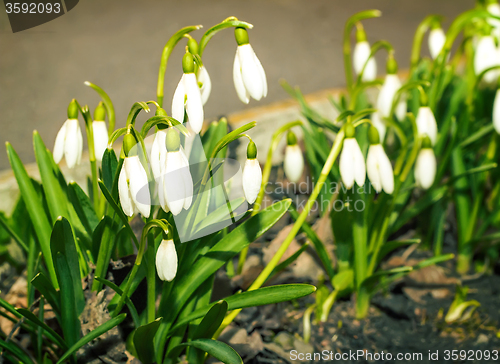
[339,124,366,190]
[92,102,108,162]
[377,54,406,121]
[487,0,500,40]
[233,27,267,104]
[353,24,377,82]
[242,141,262,204]
[150,108,169,182]
[161,128,193,215]
[187,36,212,105]
[428,22,446,60]
[414,136,436,190]
[156,230,177,282]
[283,131,304,183]
[416,105,438,145]
[172,52,204,133]
[118,132,151,217]
[53,99,83,169]
[474,34,500,83]
[366,126,394,194]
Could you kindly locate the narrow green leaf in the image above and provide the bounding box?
[0,213,28,252]
[268,243,309,281]
[133,318,163,364]
[0,339,34,364]
[16,309,66,349]
[377,239,421,266]
[68,182,99,237]
[193,301,228,340]
[175,339,242,364]
[6,142,57,288]
[102,148,119,194]
[170,284,316,332]
[31,273,60,315]
[56,314,126,364]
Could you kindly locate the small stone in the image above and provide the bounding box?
[273,331,294,351]
[293,338,314,355]
[476,334,489,345]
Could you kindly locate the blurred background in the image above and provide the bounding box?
[0,0,472,170]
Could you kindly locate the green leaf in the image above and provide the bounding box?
[94,277,140,328]
[68,182,99,237]
[16,308,66,349]
[193,301,228,340]
[51,218,85,314]
[268,243,310,281]
[101,148,119,197]
[360,266,413,293]
[56,314,126,364]
[6,142,57,288]
[377,239,421,266]
[170,284,316,332]
[133,318,163,364]
[0,339,34,364]
[173,339,242,364]
[33,131,69,223]
[0,213,28,252]
[332,269,354,293]
[31,273,60,315]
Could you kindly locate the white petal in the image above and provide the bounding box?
[363,57,377,82]
[354,41,377,81]
[415,149,436,189]
[366,145,382,193]
[180,150,193,209]
[429,28,446,60]
[164,151,187,215]
[118,165,135,217]
[198,66,212,105]
[92,121,108,162]
[156,239,177,282]
[151,130,167,180]
[493,90,500,134]
[172,74,186,123]
[377,74,402,118]
[239,44,264,101]
[64,119,81,169]
[125,156,151,218]
[395,98,407,121]
[76,122,83,165]
[53,120,68,163]
[233,49,250,104]
[371,112,387,141]
[184,73,204,134]
[474,36,499,83]
[284,145,304,183]
[339,139,355,189]
[252,48,268,98]
[351,139,366,187]
[416,107,438,145]
[376,146,394,194]
[158,148,168,212]
[242,159,262,204]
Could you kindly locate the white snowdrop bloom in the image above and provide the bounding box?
[414,146,436,190]
[487,3,500,39]
[493,89,500,134]
[233,27,267,104]
[242,141,262,204]
[172,53,204,133]
[353,41,377,82]
[416,106,438,145]
[366,144,394,194]
[161,129,193,215]
[53,100,83,169]
[339,125,366,189]
[118,135,151,218]
[283,132,304,183]
[156,239,177,282]
[428,27,446,60]
[377,74,406,119]
[92,102,108,162]
[197,66,212,105]
[474,36,500,83]
[371,111,387,142]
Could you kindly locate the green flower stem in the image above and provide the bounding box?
[113,219,171,316]
[343,10,382,93]
[218,127,346,335]
[354,40,393,88]
[410,15,443,71]
[157,25,202,107]
[198,18,253,57]
[146,232,156,323]
[84,81,116,136]
[237,120,303,274]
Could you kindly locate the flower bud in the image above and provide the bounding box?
[339,130,366,189]
[53,100,83,168]
[242,141,262,204]
[284,132,304,183]
[366,143,394,194]
[428,23,446,60]
[92,102,108,162]
[156,239,178,282]
[416,106,438,145]
[414,139,436,190]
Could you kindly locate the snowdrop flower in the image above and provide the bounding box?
[474,35,500,83]
[92,102,108,162]
[339,124,366,189]
[53,99,83,169]
[416,106,438,145]
[150,108,169,181]
[242,141,262,204]
[198,66,212,105]
[487,1,500,40]
[377,56,406,120]
[233,27,267,104]
[493,88,500,133]
[428,25,446,60]
[283,131,304,183]
[353,26,377,82]
[366,126,394,194]
[172,52,204,133]
[414,136,436,190]
[160,128,193,216]
[371,111,387,142]
[156,237,177,282]
[118,133,151,217]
